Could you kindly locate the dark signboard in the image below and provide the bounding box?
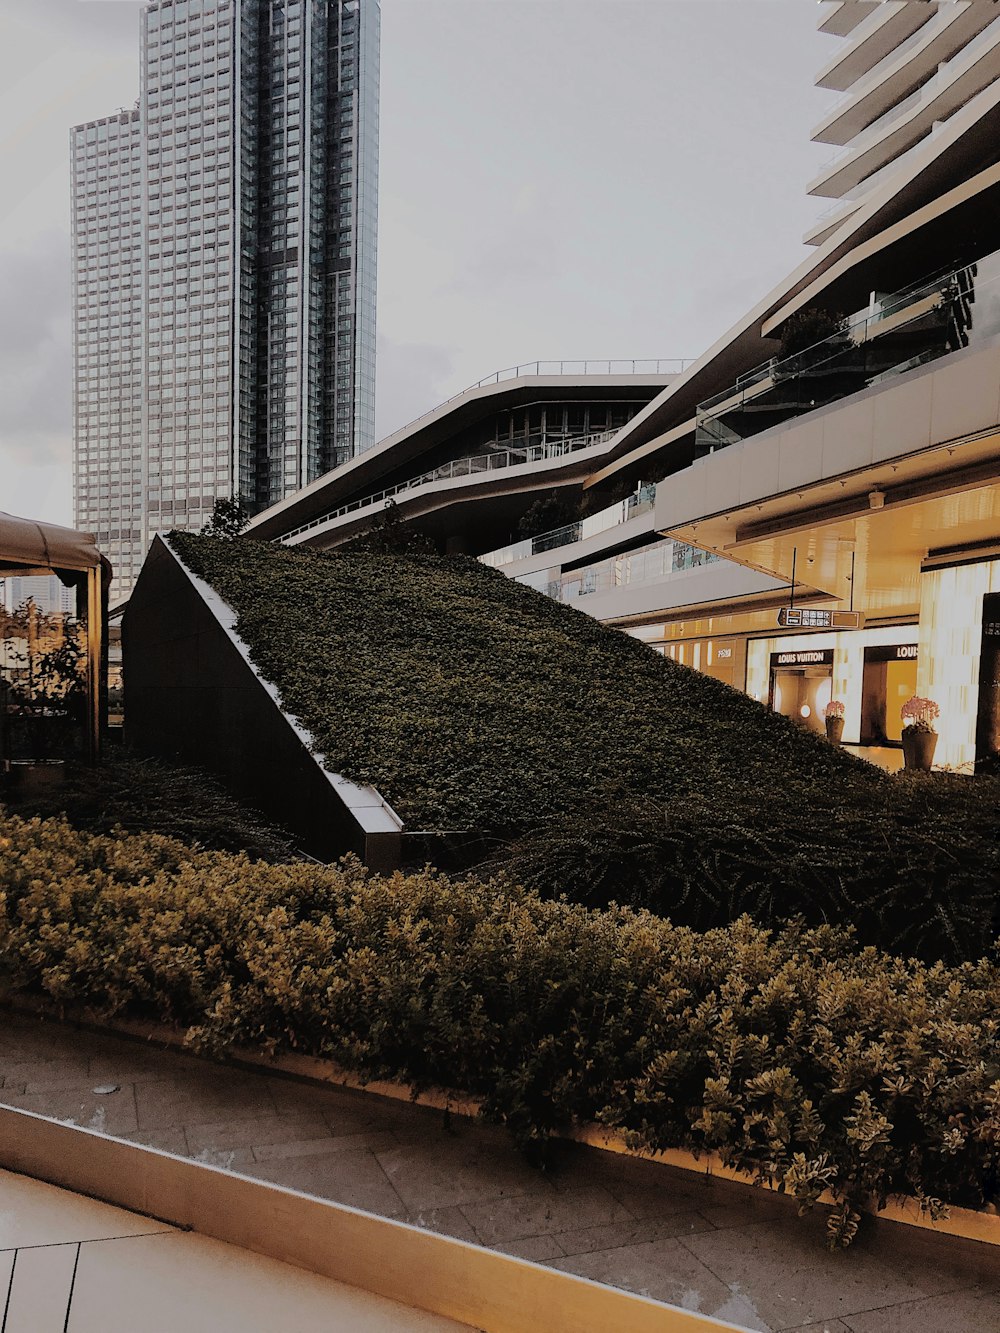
[976,593,1000,768]
[771,649,835,668]
[777,608,863,630]
[863,643,918,664]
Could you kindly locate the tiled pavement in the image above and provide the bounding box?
[0,1168,465,1332]
[2,1011,1000,1332]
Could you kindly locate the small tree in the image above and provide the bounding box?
[342,500,436,556]
[515,490,581,541]
[202,496,249,540]
[1,599,86,758]
[777,308,848,363]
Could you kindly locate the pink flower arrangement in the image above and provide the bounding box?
[900,696,940,731]
[824,700,846,720]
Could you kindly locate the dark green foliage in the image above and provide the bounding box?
[484,780,1000,961]
[515,489,580,540]
[170,531,863,834]
[777,307,848,362]
[201,496,250,539]
[169,533,1000,959]
[2,750,297,862]
[2,810,1000,1248]
[338,499,436,556]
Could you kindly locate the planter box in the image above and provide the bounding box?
[7,995,1000,1253]
[4,760,67,798]
[902,729,938,771]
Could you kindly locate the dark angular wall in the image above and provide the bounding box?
[123,538,401,870]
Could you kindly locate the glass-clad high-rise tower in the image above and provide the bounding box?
[71,0,379,603]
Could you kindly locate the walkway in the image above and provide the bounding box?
[2,1011,999,1333]
[0,1165,467,1332]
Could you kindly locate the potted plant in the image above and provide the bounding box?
[824,699,846,744]
[900,696,939,771]
[1,599,84,796]
[774,307,849,379]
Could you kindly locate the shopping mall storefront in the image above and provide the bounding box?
[635,563,1000,774]
[636,619,923,769]
[746,626,920,769]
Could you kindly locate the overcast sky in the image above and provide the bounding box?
[0,0,836,526]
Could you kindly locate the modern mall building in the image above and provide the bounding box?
[72,0,380,603]
[250,2,1000,775]
[247,360,688,553]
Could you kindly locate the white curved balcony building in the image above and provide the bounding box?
[806,2,1000,242]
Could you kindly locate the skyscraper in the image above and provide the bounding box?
[72,0,379,603]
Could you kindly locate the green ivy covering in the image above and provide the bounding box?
[171,532,867,833]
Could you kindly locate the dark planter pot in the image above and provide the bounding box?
[902,729,937,772]
[5,759,67,798]
[825,716,845,745]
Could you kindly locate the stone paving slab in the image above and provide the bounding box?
[0,1168,468,1332]
[2,1011,1000,1332]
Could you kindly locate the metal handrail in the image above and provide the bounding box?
[472,359,691,388]
[280,430,617,542]
[369,359,690,462]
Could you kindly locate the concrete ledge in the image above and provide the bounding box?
[8,997,1000,1255]
[0,1103,741,1333]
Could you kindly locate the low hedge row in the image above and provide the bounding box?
[2,810,999,1249]
[3,751,296,862]
[483,783,1000,962]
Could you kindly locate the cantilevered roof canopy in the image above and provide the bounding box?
[0,511,110,764]
[0,511,109,577]
[248,372,674,542]
[585,82,1000,491]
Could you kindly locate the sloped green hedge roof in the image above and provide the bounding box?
[171,531,869,832]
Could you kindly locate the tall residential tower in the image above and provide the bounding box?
[72,0,379,602]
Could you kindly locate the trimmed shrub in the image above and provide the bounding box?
[482,781,1000,961]
[168,534,1000,961]
[2,810,1000,1249]
[2,751,297,862]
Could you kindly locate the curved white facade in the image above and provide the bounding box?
[807,2,1000,237]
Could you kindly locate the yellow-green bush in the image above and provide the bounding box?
[2,809,999,1248]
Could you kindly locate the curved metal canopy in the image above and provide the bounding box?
[0,511,109,577]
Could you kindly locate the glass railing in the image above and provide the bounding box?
[570,538,719,599]
[695,246,1000,456]
[514,535,721,606]
[473,359,691,388]
[480,483,657,568]
[280,429,619,542]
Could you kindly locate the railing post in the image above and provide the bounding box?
[86,567,102,766]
